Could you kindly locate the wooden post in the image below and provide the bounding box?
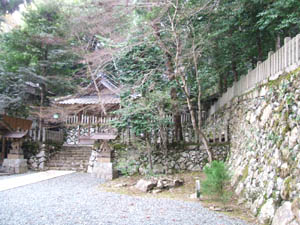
[296,34,300,64]
[284,37,291,68]
[42,127,46,143]
[77,125,80,144]
[128,128,131,144]
[1,138,5,161]
[213,129,216,143]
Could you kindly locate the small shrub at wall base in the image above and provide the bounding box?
[201,160,232,203]
[22,140,40,159]
[116,160,138,176]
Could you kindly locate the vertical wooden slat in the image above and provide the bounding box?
[77,125,80,144]
[42,127,46,143]
[297,34,300,63]
[1,138,5,161]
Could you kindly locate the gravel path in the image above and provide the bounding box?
[0,173,251,225]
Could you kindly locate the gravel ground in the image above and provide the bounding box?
[0,173,251,225]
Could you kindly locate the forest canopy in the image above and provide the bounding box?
[0,0,299,118]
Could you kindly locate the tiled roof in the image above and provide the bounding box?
[57,95,120,105]
[3,130,28,139]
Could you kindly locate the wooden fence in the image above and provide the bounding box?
[209,34,300,116]
[65,113,194,126]
[65,115,116,125]
[29,128,64,143]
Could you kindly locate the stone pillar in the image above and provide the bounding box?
[2,139,28,174]
[91,141,117,180]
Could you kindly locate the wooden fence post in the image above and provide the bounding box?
[42,127,46,143]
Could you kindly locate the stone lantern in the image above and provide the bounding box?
[90,133,117,180]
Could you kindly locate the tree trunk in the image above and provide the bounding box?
[276,35,281,50]
[232,62,238,82]
[224,73,228,91]
[219,72,224,93]
[171,85,183,144]
[179,75,213,163]
[158,109,168,155]
[146,135,153,170]
[152,24,183,143]
[257,34,263,62]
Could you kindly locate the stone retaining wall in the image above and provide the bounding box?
[27,143,62,170]
[112,143,229,176]
[204,69,300,225]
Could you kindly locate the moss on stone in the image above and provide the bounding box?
[275,102,285,114]
[112,143,128,151]
[242,165,249,181]
[283,176,293,199]
[208,142,230,147]
[267,67,300,88]
[282,124,291,136]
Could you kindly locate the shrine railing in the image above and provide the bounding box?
[65,115,117,125]
[64,112,199,126]
[209,34,300,116]
[29,128,64,143]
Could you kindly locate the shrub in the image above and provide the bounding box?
[201,160,232,202]
[116,159,138,176]
[22,140,40,159]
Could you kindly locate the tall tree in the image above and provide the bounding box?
[0,0,79,116]
[130,0,218,162]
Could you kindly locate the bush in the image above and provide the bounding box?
[116,159,138,176]
[201,161,231,202]
[22,140,40,159]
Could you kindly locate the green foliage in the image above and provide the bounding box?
[0,67,29,115]
[22,140,40,159]
[201,161,232,202]
[194,0,300,97]
[0,0,81,115]
[45,140,63,154]
[116,159,138,176]
[0,0,27,14]
[112,90,173,137]
[108,43,174,137]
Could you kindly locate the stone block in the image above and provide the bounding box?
[98,157,111,163]
[135,179,157,192]
[258,199,276,224]
[272,202,295,225]
[91,162,117,180]
[7,154,24,159]
[2,158,28,174]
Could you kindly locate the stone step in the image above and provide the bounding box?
[50,158,90,162]
[45,166,85,172]
[52,152,91,156]
[52,153,91,157]
[55,152,92,156]
[46,146,92,172]
[57,149,92,153]
[46,161,89,165]
[45,163,88,169]
[46,159,89,163]
[62,147,93,152]
[46,162,88,167]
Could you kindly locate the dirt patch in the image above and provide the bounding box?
[99,171,258,224]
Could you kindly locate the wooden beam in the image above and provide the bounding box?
[1,137,6,161]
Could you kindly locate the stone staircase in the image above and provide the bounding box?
[45,146,92,172]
